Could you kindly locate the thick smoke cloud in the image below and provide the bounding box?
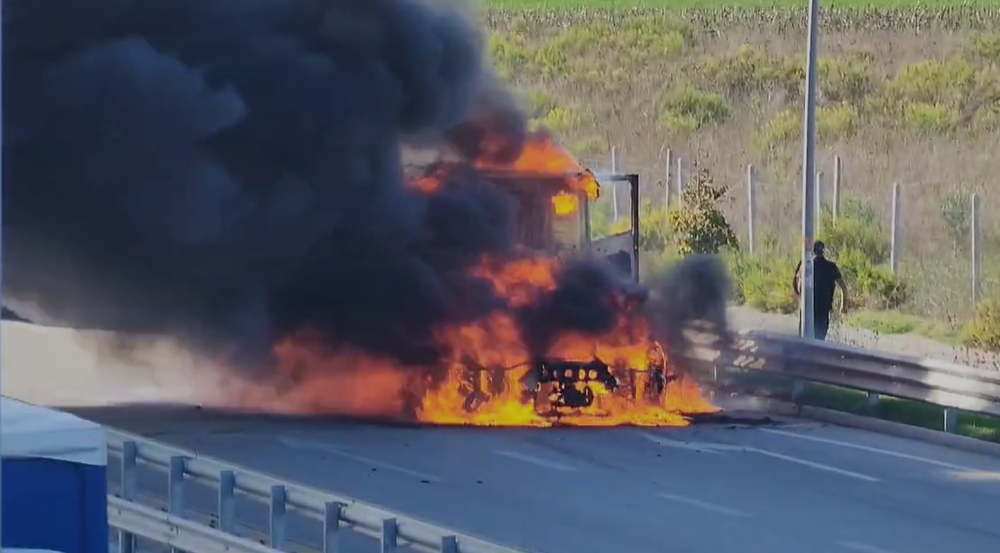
[3,0,535,369]
[3,0,729,391]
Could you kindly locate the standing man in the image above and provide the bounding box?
[793,241,848,341]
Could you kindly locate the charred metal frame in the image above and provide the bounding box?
[458,173,662,418]
[580,173,640,284]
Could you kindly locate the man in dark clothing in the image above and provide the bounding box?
[793,241,848,340]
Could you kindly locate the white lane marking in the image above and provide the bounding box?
[753,448,879,482]
[761,428,986,472]
[656,493,752,518]
[951,471,1000,482]
[641,432,880,481]
[493,449,578,472]
[277,436,443,482]
[838,540,899,553]
[640,432,732,453]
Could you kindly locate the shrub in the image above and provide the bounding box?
[818,54,876,106]
[591,195,673,252]
[964,296,1000,352]
[819,199,889,265]
[697,45,802,102]
[753,104,860,152]
[490,34,531,79]
[880,57,1000,133]
[965,33,1000,63]
[940,189,973,254]
[659,87,730,134]
[637,199,673,252]
[836,250,908,310]
[667,168,739,256]
[535,105,596,135]
[727,252,799,314]
[752,109,799,153]
[818,200,907,309]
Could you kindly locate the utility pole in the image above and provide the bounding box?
[799,0,820,340]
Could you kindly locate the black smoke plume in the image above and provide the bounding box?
[3,0,730,390]
[3,0,529,368]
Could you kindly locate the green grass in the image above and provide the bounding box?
[487,0,1000,8]
[799,383,1000,442]
[841,309,964,345]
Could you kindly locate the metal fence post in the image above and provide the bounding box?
[890,183,900,275]
[664,149,674,211]
[971,193,981,307]
[675,156,684,202]
[747,164,756,255]
[832,155,842,222]
[815,170,823,235]
[611,147,620,223]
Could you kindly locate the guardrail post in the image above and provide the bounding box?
[118,441,138,553]
[168,456,187,553]
[323,502,343,553]
[866,392,880,412]
[791,380,806,402]
[168,456,186,515]
[269,485,287,549]
[943,408,959,433]
[218,470,236,533]
[381,518,398,553]
[441,536,459,553]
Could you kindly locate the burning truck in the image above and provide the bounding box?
[402,135,732,426]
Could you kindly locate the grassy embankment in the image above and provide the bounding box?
[483,2,1000,440]
[484,4,1000,347]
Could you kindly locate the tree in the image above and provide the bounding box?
[667,167,739,255]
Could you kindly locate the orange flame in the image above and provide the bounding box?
[416,256,717,427]
[551,192,578,215]
[475,129,600,215]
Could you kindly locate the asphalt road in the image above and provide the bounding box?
[5,321,1000,553]
[84,410,1000,553]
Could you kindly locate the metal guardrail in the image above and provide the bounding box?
[109,495,284,553]
[684,329,1000,431]
[108,429,527,553]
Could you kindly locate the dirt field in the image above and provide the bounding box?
[485,7,1000,322]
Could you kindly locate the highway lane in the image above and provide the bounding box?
[82,407,1000,553]
[5,320,1000,553]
